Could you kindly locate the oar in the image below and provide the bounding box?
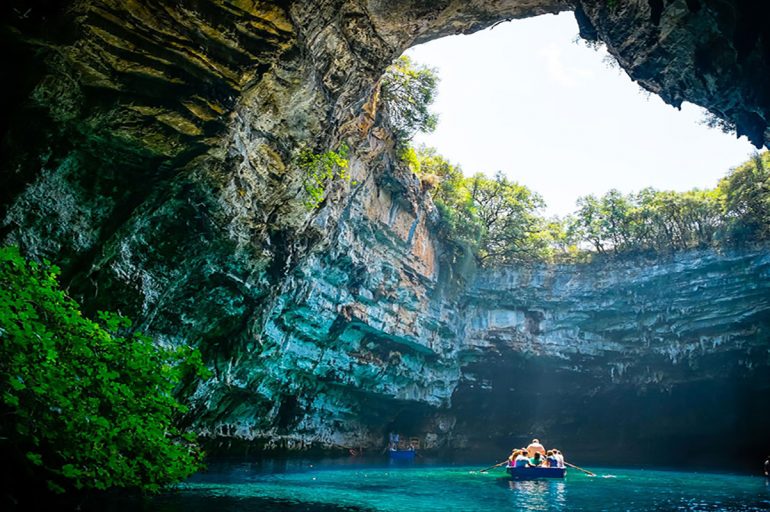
[564,461,596,476]
[479,460,509,473]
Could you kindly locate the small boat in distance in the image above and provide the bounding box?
[507,466,565,479]
[386,433,418,460]
[388,448,417,460]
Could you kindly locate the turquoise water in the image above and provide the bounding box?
[125,460,770,511]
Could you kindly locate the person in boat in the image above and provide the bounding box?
[546,450,559,468]
[529,451,544,467]
[507,449,520,467]
[526,439,546,458]
[553,449,565,468]
[514,450,530,468]
[764,455,769,477]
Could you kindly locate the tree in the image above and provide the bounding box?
[406,146,770,264]
[718,151,770,243]
[0,246,208,497]
[574,187,723,255]
[380,56,439,144]
[531,215,583,262]
[468,172,546,265]
[574,194,607,254]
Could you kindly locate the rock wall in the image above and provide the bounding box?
[456,250,770,466]
[1,0,769,466]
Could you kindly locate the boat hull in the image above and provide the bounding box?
[388,449,416,460]
[506,466,565,479]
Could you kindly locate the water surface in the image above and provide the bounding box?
[117,459,770,511]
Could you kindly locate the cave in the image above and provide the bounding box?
[2,0,770,482]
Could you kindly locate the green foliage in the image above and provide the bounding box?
[407,146,547,266]
[384,58,769,264]
[531,215,586,263]
[468,172,546,265]
[718,151,770,242]
[409,147,770,266]
[0,246,208,494]
[403,145,468,210]
[570,153,770,256]
[571,188,723,254]
[405,145,479,261]
[297,144,350,209]
[380,56,439,145]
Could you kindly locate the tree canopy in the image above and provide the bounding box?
[568,152,770,256]
[407,146,770,266]
[406,146,549,266]
[718,151,770,242]
[380,55,439,145]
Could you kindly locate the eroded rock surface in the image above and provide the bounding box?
[456,250,770,464]
[1,0,769,465]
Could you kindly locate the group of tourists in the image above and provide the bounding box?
[388,432,418,451]
[507,439,565,469]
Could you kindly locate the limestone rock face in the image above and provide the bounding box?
[1,0,769,464]
[575,0,770,147]
[456,250,770,463]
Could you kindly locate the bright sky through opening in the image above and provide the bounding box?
[406,12,756,217]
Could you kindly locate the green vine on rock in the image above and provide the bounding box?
[297,143,351,209]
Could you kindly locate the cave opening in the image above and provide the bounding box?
[404,12,756,217]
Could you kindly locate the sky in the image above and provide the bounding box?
[405,12,757,217]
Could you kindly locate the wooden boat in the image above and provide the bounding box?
[506,466,566,479]
[388,448,416,460]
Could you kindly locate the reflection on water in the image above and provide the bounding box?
[506,479,566,510]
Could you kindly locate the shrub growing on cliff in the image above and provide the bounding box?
[0,246,208,496]
[297,144,350,208]
[380,55,439,144]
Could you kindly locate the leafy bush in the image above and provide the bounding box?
[0,246,208,495]
[297,144,350,208]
